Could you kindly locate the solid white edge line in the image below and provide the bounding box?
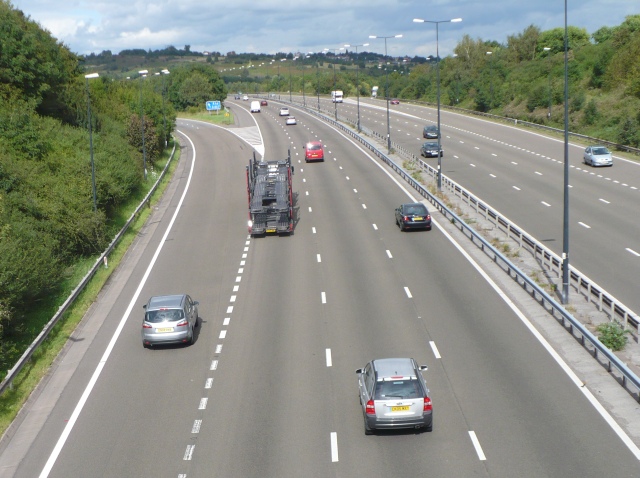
[468,431,486,460]
[435,216,640,460]
[38,130,199,478]
[330,432,339,462]
[326,348,332,367]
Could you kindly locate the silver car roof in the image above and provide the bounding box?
[147,294,185,310]
[372,358,418,380]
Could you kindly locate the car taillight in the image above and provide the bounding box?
[426,215,431,220]
[142,323,152,329]
[403,216,409,221]
[176,319,188,327]
[366,399,376,415]
[423,397,433,412]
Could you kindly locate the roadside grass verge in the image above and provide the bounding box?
[0,142,181,437]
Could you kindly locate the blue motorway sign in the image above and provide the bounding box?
[206,100,221,111]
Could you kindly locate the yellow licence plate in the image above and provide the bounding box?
[391,406,410,412]
[156,327,174,333]
[414,217,423,221]
[266,228,276,233]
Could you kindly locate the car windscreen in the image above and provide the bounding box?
[145,309,184,323]
[374,379,422,399]
[592,147,609,155]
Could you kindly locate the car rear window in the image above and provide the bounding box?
[405,205,427,215]
[308,144,322,151]
[145,309,184,323]
[374,379,421,399]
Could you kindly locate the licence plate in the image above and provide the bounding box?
[413,217,423,221]
[391,406,410,412]
[156,327,174,333]
[266,228,276,233]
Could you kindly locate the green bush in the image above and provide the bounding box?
[596,322,628,351]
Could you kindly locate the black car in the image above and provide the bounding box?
[395,203,432,231]
[423,125,440,139]
[420,142,443,158]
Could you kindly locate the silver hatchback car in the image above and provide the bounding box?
[141,294,199,347]
[583,145,613,167]
[356,358,432,435]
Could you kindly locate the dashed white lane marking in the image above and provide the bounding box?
[373,224,378,230]
[226,306,233,313]
[429,341,441,359]
[230,295,236,302]
[326,349,332,367]
[198,398,208,410]
[541,201,551,207]
[306,191,309,196]
[469,431,486,460]
[404,287,412,298]
[626,248,640,257]
[578,222,591,229]
[511,161,518,165]
[321,292,327,304]
[362,204,367,209]
[317,254,322,262]
[353,189,358,193]
[210,360,218,370]
[312,227,317,233]
[235,276,241,283]
[183,445,195,461]
[192,420,202,434]
[215,344,223,354]
[205,378,213,388]
[309,206,313,212]
[386,250,393,259]
[513,186,521,191]
[535,171,542,176]
[330,432,339,462]
[346,176,350,180]
[490,174,496,178]
[599,198,610,204]
[219,330,227,339]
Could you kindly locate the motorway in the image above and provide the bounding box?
[1,98,640,477]
[313,95,640,315]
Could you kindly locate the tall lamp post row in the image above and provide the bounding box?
[323,47,344,121]
[413,17,461,190]
[368,34,402,154]
[344,42,368,132]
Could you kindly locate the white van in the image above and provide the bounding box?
[250,100,261,113]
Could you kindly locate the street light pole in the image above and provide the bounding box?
[561,0,570,304]
[486,51,494,110]
[345,42,369,132]
[156,69,170,147]
[369,34,402,154]
[543,47,552,119]
[413,17,461,191]
[85,73,99,211]
[138,69,148,180]
[324,47,344,121]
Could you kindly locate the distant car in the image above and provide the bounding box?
[395,203,431,231]
[242,95,249,101]
[141,294,199,347]
[286,116,297,125]
[356,358,432,435]
[260,100,268,106]
[234,94,241,100]
[304,141,324,162]
[279,107,290,116]
[390,99,400,105]
[583,145,613,167]
[423,125,440,139]
[420,142,443,158]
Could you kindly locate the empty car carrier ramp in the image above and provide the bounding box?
[246,150,294,236]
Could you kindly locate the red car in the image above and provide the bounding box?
[390,99,400,105]
[304,141,324,162]
[260,100,268,106]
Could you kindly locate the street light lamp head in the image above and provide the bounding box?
[451,18,462,23]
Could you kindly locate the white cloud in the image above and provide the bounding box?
[11,1,640,56]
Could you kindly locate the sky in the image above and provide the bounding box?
[10,1,639,58]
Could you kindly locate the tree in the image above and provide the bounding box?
[507,25,541,63]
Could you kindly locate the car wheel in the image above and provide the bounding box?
[399,221,405,231]
[188,326,195,345]
[364,418,373,436]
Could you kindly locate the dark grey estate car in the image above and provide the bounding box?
[142,294,199,347]
[420,142,443,158]
[356,358,432,435]
[423,125,440,139]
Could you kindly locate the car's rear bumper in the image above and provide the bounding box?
[402,220,431,230]
[366,412,432,430]
[142,330,190,345]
